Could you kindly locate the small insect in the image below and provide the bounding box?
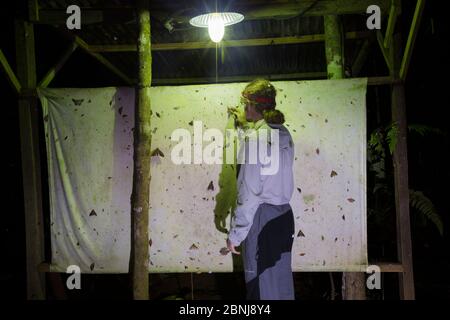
[151,148,164,157]
[72,99,84,106]
[297,230,305,237]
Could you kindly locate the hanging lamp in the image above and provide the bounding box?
[189,12,244,43]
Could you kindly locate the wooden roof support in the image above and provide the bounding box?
[383,0,401,49]
[367,75,400,85]
[376,263,404,273]
[152,72,327,85]
[38,41,78,88]
[131,0,152,300]
[400,0,426,80]
[351,39,371,76]
[154,0,389,24]
[390,27,416,299]
[240,0,390,19]
[38,261,405,273]
[15,19,46,300]
[35,0,389,25]
[28,0,39,22]
[0,49,22,94]
[89,31,371,52]
[377,30,393,74]
[72,35,133,85]
[324,14,366,300]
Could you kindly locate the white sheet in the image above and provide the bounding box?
[39,78,368,273]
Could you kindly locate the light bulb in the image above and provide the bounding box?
[208,13,225,43]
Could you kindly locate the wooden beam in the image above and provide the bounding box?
[39,9,103,25]
[377,263,404,273]
[39,260,404,273]
[351,39,371,76]
[392,81,415,299]
[159,0,389,24]
[15,19,46,300]
[391,31,415,300]
[71,35,133,85]
[400,0,426,80]
[242,0,390,19]
[89,31,371,52]
[0,49,22,94]
[38,262,50,273]
[131,0,152,300]
[384,0,400,49]
[35,1,389,25]
[37,9,136,25]
[377,30,393,74]
[367,75,400,85]
[152,72,327,85]
[28,0,39,22]
[38,41,78,88]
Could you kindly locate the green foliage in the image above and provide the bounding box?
[386,122,398,155]
[368,129,385,156]
[408,124,446,137]
[409,190,443,236]
[368,121,398,156]
[368,128,386,179]
[369,122,445,157]
[367,122,444,237]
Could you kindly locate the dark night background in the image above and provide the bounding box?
[0,0,449,300]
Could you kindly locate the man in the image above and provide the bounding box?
[227,79,296,300]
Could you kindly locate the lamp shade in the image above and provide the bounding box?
[189,12,244,43]
[189,12,244,28]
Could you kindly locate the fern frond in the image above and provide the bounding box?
[409,189,443,236]
[369,130,385,155]
[408,124,446,137]
[386,122,398,155]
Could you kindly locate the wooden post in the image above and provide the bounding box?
[324,14,366,300]
[15,19,46,300]
[324,15,344,79]
[130,0,152,300]
[391,31,415,300]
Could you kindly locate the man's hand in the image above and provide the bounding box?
[227,106,247,128]
[226,239,240,255]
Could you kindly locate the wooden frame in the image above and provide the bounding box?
[3,0,423,300]
[15,19,46,300]
[88,32,371,52]
[400,0,426,80]
[38,41,78,88]
[0,49,22,94]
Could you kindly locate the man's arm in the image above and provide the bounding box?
[227,162,264,248]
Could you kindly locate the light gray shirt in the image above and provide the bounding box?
[228,119,295,246]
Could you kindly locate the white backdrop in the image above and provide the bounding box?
[38,78,367,273]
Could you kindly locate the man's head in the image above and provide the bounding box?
[241,79,276,122]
